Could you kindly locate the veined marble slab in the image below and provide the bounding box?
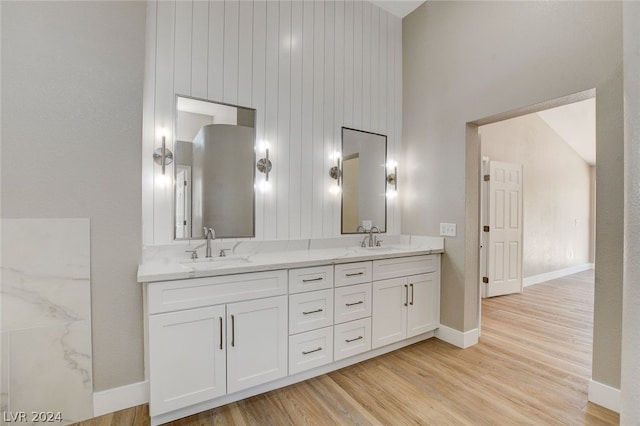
[1,219,93,425]
[138,235,444,282]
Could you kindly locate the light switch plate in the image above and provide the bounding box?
[440,222,457,237]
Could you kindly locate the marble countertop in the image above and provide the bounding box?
[138,240,444,283]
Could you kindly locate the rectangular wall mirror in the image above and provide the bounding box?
[341,127,387,234]
[174,96,256,239]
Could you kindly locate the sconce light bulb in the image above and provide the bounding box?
[161,127,168,138]
[329,186,341,195]
[386,160,398,170]
[258,140,270,152]
[158,172,171,188]
[333,151,342,160]
[260,180,272,192]
[386,189,397,199]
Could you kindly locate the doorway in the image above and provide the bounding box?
[468,89,596,333]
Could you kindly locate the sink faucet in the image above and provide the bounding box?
[360,226,381,247]
[203,227,216,258]
[369,226,380,247]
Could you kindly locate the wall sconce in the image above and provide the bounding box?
[386,160,398,195]
[153,129,174,175]
[329,152,342,187]
[256,147,272,181]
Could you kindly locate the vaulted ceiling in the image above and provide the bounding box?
[537,98,596,166]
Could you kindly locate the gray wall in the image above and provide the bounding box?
[622,1,640,420]
[1,2,146,391]
[480,113,593,278]
[403,1,623,389]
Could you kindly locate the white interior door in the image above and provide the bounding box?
[484,160,523,297]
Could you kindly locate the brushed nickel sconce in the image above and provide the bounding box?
[153,132,173,175]
[330,153,342,186]
[256,148,272,181]
[386,160,398,194]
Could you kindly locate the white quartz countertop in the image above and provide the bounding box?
[138,242,444,283]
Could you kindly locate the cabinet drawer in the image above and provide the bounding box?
[372,255,438,281]
[289,289,334,334]
[334,261,372,287]
[334,318,372,361]
[289,265,334,294]
[147,270,287,314]
[289,326,334,374]
[334,283,372,324]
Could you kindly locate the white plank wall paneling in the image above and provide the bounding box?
[143,0,402,245]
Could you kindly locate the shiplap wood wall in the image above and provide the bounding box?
[143,0,403,245]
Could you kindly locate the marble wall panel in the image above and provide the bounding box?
[1,219,93,425]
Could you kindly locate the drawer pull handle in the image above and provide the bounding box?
[345,336,363,343]
[302,277,323,282]
[346,272,365,277]
[219,317,223,350]
[302,347,323,355]
[404,284,408,307]
[302,308,323,315]
[345,301,364,307]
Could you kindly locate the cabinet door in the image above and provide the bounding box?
[148,305,226,416]
[407,273,439,337]
[226,295,288,393]
[371,277,407,349]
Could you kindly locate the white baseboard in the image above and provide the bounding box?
[93,380,149,417]
[588,380,620,413]
[523,263,594,287]
[435,325,478,349]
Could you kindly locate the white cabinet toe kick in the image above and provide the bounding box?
[143,254,441,425]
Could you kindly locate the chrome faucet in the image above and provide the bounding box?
[368,226,380,247]
[203,227,216,258]
[360,226,381,247]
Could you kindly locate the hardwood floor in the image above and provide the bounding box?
[79,270,618,425]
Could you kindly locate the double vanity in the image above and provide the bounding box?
[138,237,443,425]
[141,94,443,425]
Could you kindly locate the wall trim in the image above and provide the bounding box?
[93,380,149,417]
[523,263,594,287]
[588,380,621,413]
[435,325,479,349]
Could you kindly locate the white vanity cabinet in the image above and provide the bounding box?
[333,261,374,360]
[142,250,441,425]
[146,270,288,417]
[148,305,227,415]
[226,296,288,393]
[371,255,440,349]
[288,266,335,374]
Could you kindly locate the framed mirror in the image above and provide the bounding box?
[341,127,387,234]
[174,96,256,239]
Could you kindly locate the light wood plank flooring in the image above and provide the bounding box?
[79,270,618,425]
